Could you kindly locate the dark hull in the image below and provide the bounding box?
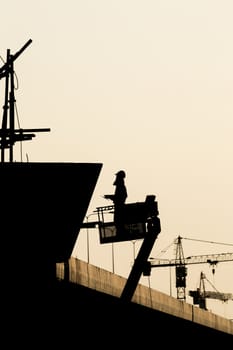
[1,161,102,292]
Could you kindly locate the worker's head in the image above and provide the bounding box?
[115,170,126,179]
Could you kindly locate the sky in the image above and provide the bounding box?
[1,1,233,319]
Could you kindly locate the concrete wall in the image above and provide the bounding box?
[56,257,233,336]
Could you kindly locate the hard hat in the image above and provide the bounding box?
[115,170,126,178]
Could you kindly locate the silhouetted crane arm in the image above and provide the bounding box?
[189,271,233,309]
[149,252,233,268]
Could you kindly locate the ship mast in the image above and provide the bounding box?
[0,39,50,162]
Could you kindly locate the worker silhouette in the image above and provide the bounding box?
[104,170,128,235]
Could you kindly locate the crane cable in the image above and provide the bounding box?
[201,272,220,293]
[180,236,233,247]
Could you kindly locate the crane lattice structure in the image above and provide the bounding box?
[174,235,187,300]
[189,271,233,310]
[144,235,233,301]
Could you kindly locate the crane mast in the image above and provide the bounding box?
[174,235,187,300]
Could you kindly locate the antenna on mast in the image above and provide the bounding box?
[0,39,50,162]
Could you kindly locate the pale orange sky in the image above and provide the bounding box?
[1,0,233,318]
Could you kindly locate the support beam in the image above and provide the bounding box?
[121,217,160,302]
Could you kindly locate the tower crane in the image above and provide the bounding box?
[143,235,233,301]
[189,271,233,310]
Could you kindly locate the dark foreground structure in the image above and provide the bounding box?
[1,162,232,347]
[4,275,232,347]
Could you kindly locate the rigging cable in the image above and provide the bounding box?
[181,236,233,247]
